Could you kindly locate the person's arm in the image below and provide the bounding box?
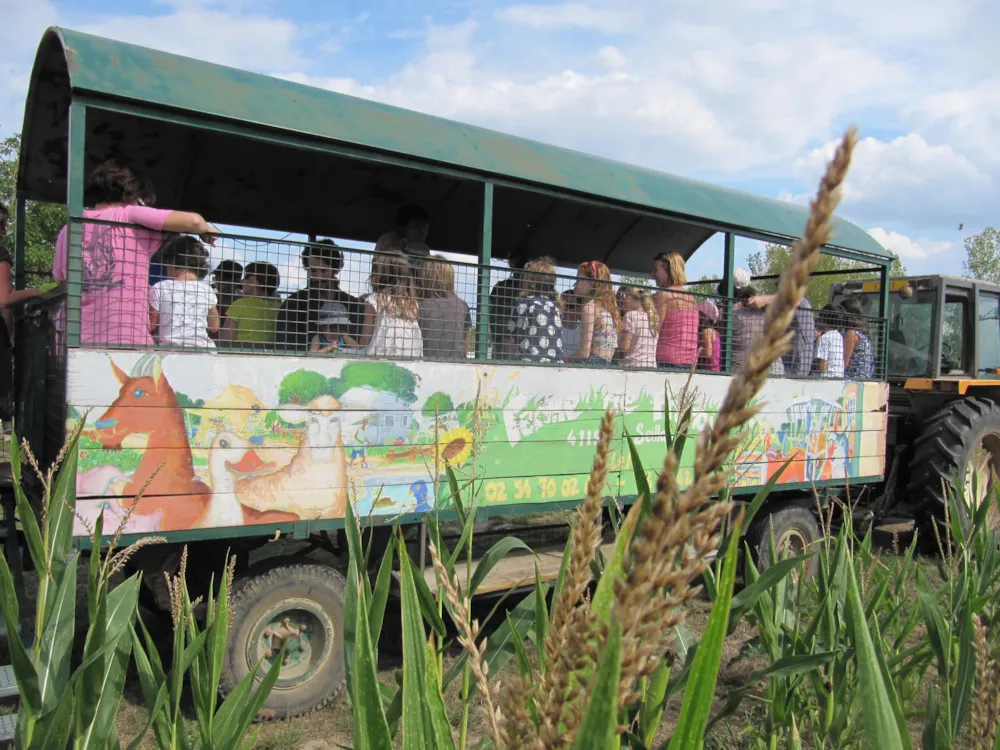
[309,335,323,353]
[700,327,713,361]
[149,307,160,341]
[814,334,829,374]
[207,306,220,335]
[359,303,376,347]
[843,329,858,368]
[654,290,668,322]
[342,333,360,348]
[574,302,595,360]
[148,286,160,341]
[219,315,238,343]
[748,294,777,310]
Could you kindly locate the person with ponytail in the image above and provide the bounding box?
[570,260,620,365]
[618,285,658,368]
[651,252,699,369]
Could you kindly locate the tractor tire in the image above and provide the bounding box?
[220,561,347,720]
[746,504,820,578]
[907,397,1000,533]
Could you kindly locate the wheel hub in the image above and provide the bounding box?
[248,598,334,688]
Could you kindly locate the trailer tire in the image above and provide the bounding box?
[221,562,347,720]
[907,397,1000,533]
[746,505,820,578]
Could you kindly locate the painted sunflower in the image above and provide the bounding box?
[439,427,474,467]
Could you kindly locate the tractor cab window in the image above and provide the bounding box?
[978,293,1000,375]
[886,290,934,377]
[942,296,968,375]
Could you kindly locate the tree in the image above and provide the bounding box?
[422,392,455,419]
[329,361,420,404]
[747,243,907,309]
[963,227,1000,283]
[278,369,330,405]
[0,133,65,288]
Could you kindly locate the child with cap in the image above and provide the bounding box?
[310,301,359,354]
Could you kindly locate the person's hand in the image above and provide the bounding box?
[200,224,220,246]
[748,295,768,309]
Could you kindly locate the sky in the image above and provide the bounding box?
[2,0,998,287]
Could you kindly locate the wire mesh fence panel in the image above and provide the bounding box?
[53,219,887,381]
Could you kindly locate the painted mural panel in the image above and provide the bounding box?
[65,349,888,538]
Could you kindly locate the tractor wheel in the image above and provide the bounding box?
[220,561,347,720]
[746,504,820,578]
[907,397,1000,534]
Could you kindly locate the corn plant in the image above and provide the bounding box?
[0,426,144,749]
[128,547,285,750]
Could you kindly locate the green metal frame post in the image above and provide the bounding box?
[878,262,890,379]
[13,192,25,291]
[476,182,494,360]
[723,232,736,372]
[66,101,87,348]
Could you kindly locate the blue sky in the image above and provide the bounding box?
[2,0,998,286]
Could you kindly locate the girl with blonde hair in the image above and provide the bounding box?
[359,251,423,358]
[417,256,471,359]
[651,251,699,368]
[618,285,659,368]
[507,257,563,362]
[571,260,620,364]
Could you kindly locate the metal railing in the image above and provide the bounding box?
[49,219,885,380]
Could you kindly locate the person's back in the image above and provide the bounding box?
[732,304,784,376]
[55,204,169,346]
[419,294,470,359]
[656,290,699,367]
[150,278,217,348]
[227,296,281,343]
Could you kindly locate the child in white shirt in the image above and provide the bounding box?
[813,304,845,378]
[149,235,219,349]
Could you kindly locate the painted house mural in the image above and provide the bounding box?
[66,350,888,537]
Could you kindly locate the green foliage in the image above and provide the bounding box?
[423,392,455,419]
[277,368,330,405]
[748,243,907,308]
[0,425,142,748]
[0,133,65,288]
[77,433,142,474]
[330,361,420,404]
[130,550,284,750]
[962,227,1000,283]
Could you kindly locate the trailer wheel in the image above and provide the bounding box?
[747,505,820,578]
[907,397,1000,533]
[221,562,346,720]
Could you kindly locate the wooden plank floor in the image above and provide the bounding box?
[422,542,616,596]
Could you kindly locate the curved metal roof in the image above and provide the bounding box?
[19,27,890,262]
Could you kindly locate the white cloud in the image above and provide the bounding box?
[907,77,1000,164]
[867,228,954,261]
[495,3,643,32]
[595,45,626,70]
[790,134,993,229]
[75,5,307,72]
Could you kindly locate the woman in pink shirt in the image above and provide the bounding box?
[652,252,699,369]
[53,161,217,346]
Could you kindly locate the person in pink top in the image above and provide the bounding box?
[652,252,699,369]
[53,161,217,346]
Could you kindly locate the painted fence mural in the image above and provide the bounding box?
[65,350,888,537]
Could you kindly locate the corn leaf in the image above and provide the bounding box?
[533,564,548,657]
[591,499,641,628]
[845,554,910,750]
[45,436,79,597]
[424,640,456,750]
[215,652,285,750]
[399,537,430,750]
[469,536,532,597]
[729,553,813,630]
[38,551,77,712]
[624,430,651,515]
[668,521,740,750]
[369,529,396,642]
[76,615,134,750]
[951,607,976,739]
[639,660,671,748]
[570,622,623,750]
[8,435,44,581]
[351,574,393,750]
[28,688,72,750]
